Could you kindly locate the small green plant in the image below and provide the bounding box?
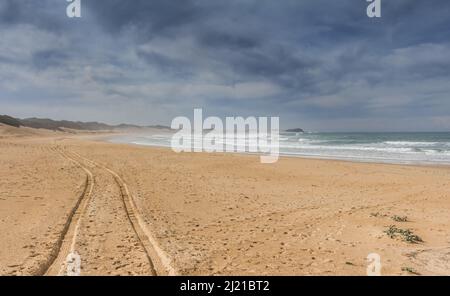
[402,267,420,275]
[391,215,408,222]
[385,225,423,244]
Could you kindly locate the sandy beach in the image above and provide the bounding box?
[1,124,449,276]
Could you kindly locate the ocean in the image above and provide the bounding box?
[110,132,450,165]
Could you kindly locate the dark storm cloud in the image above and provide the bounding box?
[136,49,194,77]
[197,31,261,50]
[1,0,450,130]
[0,0,69,32]
[84,0,203,37]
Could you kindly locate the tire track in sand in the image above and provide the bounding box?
[44,147,159,275]
[38,147,95,276]
[67,150,177,276]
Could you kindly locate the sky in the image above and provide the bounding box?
[0,0,450,131]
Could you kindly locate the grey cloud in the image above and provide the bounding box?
[32,49,68,70]
[84,0,203,37]
[0,0,69,33]
[1,0,450,131]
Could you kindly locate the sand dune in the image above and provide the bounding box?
[0,123,58,138]
[1,126,449,275]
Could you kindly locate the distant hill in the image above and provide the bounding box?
[0,115,21,128]
[147,124,172,130]
[285,128,305,133]
[0,115,171,131]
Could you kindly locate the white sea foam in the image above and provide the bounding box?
[110,132,450,165]
[383,141,440,146]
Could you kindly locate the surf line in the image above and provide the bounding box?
[170,108,280,164]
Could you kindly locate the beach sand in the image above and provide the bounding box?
[1,125,449,275]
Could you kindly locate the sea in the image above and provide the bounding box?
[109,132,450,165]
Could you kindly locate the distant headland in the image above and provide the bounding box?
[285,128,305,133]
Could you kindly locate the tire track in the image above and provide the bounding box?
[39,147,95,276]
[66,150,177,276]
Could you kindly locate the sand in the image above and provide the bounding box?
[1,125,449,275]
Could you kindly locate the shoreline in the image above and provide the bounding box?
[99,134,450,169]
